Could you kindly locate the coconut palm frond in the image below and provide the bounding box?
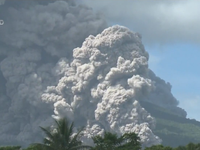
[37,117,91,150]
[70,144,93,150]
[69,127,84,147]
[39,126,55,141]
[31,142,53,150]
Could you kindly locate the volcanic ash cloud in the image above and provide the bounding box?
[0,0,107,146]
[0,0,4,5]
[0,0,187,147]
[42,25,163,147]
[42,25,187,147]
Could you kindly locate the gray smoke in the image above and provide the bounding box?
[0,0,186,148]
[0,0,4,5]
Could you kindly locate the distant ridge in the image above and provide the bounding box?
[140,100,200,147]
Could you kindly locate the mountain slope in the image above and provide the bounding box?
[140,100,200,147]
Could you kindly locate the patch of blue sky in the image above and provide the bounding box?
[80,0,200,122]
[111,22,200,121]
[147,43,200,121]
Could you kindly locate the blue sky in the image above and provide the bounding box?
[81,0,200,121]
[147,44,200,120]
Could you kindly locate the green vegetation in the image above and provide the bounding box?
[144,145,173,150]
[2,115,200,150]
[31,117,92,150]
[0,146,21,150]
[3,106,200,150]
[0,117,141,150]
[140,100,200,147]
[144,143,200,150]
[3,143,200,150]
[154,118,200,147]
[91,131,141,150]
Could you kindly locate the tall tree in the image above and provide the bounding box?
[0,146,21,150]
[144,145,173,150]
[32,117,92,150]
[91,131,141,150]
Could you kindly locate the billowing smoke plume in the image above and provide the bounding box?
[0,0,186,148]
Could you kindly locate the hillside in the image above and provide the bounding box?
[140,100,200,147]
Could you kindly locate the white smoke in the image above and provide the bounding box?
[0,0,186,148]
[41,26,163,147]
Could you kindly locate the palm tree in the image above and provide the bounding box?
[32,117,92,150]
[91,131,141,150]
[91,132,120,150]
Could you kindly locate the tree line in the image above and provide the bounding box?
[1,117,200,150]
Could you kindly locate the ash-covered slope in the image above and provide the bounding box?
[0,0,187,148]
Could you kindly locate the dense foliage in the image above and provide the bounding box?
[2,117,200,150]
[91,131,141,150]
[3,142,200,150]
[144,143,200,150]
[31,118,92,150]
[0,146,21,150]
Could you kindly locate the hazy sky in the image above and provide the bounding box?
[80,0,200,121]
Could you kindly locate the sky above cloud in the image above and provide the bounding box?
[80,0,200,121]
[80,0,200,45]
[146,44,200,120]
